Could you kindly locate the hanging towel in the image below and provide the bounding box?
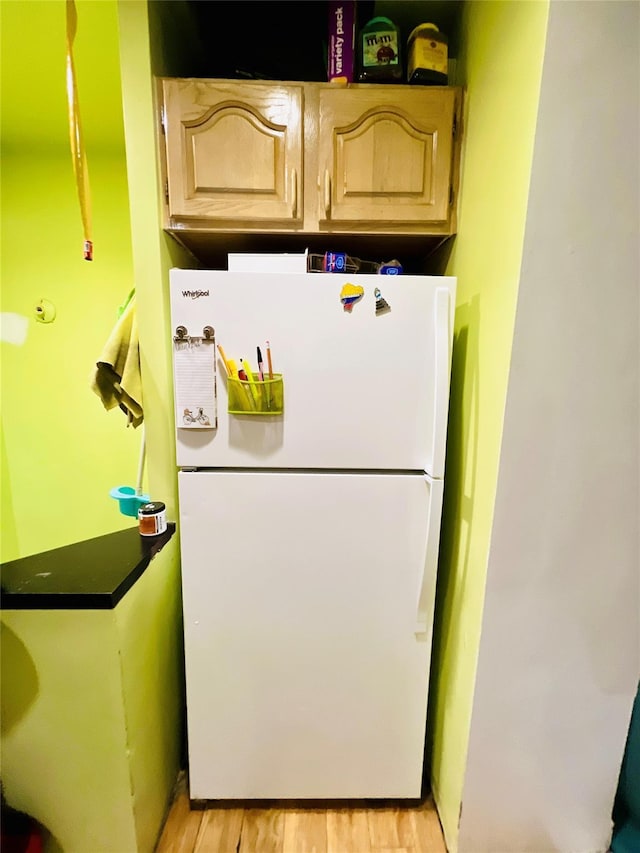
[90,295,143,427]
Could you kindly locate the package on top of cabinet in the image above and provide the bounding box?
[356,16,403,83]
[327,0,356,83]
[407,23,449,85]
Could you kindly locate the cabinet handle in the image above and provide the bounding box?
[291,168,298,219]
[324,170,331,219]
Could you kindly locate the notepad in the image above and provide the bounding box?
[174,336,217,429]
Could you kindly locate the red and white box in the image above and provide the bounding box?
[328,1,356,83]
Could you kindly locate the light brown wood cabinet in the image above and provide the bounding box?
[316,86,458,229]
[158,78,462,260]
[162,80,304,226]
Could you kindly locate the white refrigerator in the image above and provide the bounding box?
[169,267,455,800]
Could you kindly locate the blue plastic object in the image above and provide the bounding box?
[323,252,348,272]
[110,485,151,517]
[379,260,403,275]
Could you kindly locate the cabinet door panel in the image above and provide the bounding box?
[163,80,303,224]
[319,87,455,226]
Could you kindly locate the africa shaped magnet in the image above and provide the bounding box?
[340,282,364,313]
[374,287,391,315]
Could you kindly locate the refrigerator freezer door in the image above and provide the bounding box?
[179,469,444,799]
[170,269,455,476]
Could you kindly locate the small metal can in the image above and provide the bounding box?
[138,501,167,536]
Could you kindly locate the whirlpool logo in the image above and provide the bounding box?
[182,289,210,299]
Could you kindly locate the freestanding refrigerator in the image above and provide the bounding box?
[169,267,456,800]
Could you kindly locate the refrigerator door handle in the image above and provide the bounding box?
[415,475,445,636]
[430,287,452,478]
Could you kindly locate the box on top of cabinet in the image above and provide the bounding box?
[328,1,356,83]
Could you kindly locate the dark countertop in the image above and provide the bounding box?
[0,523,176,611]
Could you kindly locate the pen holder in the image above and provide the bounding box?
[227,374,284,415]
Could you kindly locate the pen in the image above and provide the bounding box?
[266,341,274,380]
[227,359,238,378]
[257,346,264,382]
[237,362,248,381]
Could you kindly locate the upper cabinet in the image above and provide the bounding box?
[162,80,303,225]
[317,87,457,228]
[159,78,462,242]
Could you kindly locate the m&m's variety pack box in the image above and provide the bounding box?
[327,1,356,83]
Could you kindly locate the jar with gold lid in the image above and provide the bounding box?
[407,23,448,85]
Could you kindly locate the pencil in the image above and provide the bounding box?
[217,344,232,376]
[264,341,273,411]
[266,341,274,379]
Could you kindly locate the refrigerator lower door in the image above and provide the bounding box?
[179,469,444,799]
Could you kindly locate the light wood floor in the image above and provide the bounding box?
[155,774,447,853]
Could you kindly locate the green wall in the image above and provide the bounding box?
[427,1,549,849]
[117,0,197,527]
[1,537,183,853]
[1,3,185,849]
[1,608,138,852]
[0,0,140,562]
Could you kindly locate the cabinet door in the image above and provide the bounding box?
[318,87,455,227]
[163,80,303,224]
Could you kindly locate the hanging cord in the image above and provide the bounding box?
[65,0,93,261]
[135,424,146,497]
[118,288,135,318]
[127,293,145,495]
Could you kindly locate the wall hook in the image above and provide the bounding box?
[34,299,56,324]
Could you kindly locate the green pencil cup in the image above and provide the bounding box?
[227,373,284,415]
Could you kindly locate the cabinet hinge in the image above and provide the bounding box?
[452,112,458,139]
[164,180,169,203]
[160,106,166,135]
[449,185,454,206]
